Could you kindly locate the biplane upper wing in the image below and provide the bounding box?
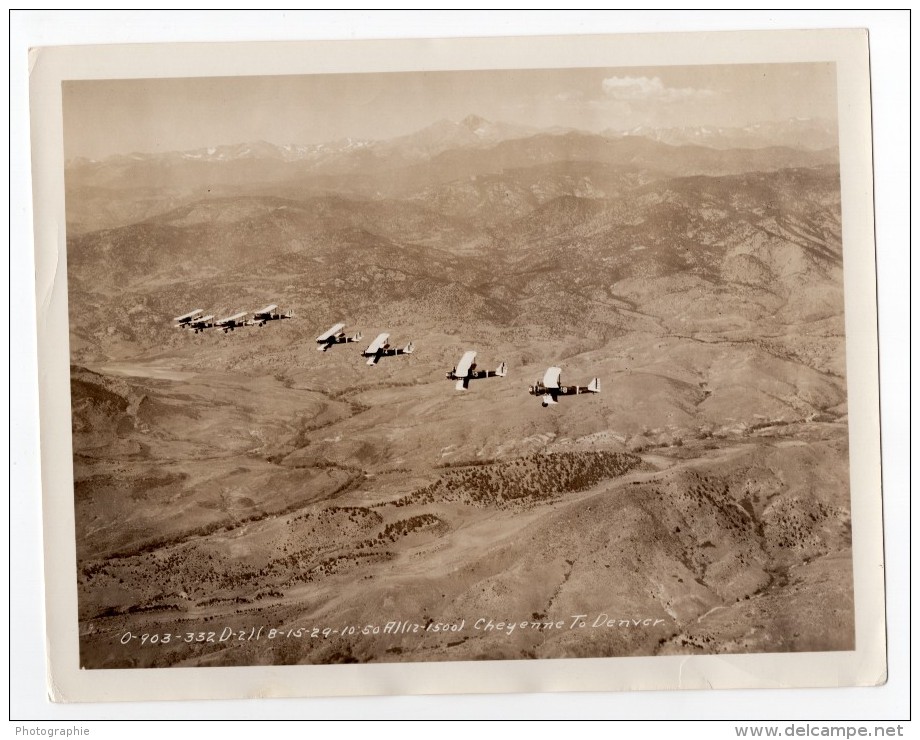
[543,366,562,389]
[455,351,476,377]
[364,333,389,364]
[365,333,389,354]
[452,350,477,390]
[316,322,346,342]
[253,304,278,318]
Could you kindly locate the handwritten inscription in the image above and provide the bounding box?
[117,613,668,647]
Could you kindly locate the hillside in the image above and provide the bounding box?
[67,165,842,369]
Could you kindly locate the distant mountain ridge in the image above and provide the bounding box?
[67,115,834,168]
[603,118,838,151]
[66,114,536,169]
[65,117,837,196]
[63,115,837,236]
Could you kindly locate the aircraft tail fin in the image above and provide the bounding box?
[588,377,600,393]
[496,362,507,377]
[404,342,414,354]
[353,332,363,342]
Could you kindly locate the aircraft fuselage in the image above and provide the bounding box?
[529,383,593,396]
[446,369,492,381]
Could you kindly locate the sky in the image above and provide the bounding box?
[63,62,838,160]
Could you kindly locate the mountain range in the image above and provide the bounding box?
[603,117,838,151]
[65,115,837,236]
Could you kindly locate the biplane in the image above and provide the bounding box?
[187,314,215,333]
[316,323,362,351]
[362,333,414,366]
[173,309,204,328]
[214,312,249,333]
[445,351,507,390]
[528,367,600,407]
[251,304,292,326]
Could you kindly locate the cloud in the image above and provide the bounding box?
[601,76,716,102]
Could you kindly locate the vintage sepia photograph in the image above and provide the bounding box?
[28,28,887,702]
